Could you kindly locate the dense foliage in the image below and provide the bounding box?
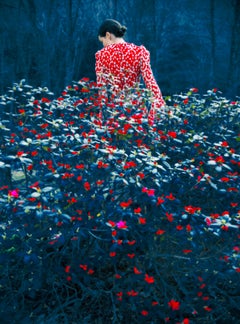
[0,80,239,323]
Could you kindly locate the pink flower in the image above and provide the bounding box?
[116,220,128,229]
[8,189,19,198]
[205,217,212,226]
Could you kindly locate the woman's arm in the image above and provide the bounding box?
[140,46,165,109]
[95,51,105,86]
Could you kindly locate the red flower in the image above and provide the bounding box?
[221,225,229,231]
[184,205,201,214]
[202,296,209,301]
[119,199,132,208]
[137,172,145,179]
[168,299,180,310]
[28,197,36,202]
[134,207,142,214]
[127,290,138,296]
[133,267,142,274]
[166,193,175,200]
[141,310,148,316]
[183,249,192,254]
[62,173,74,179]
[27,164,33,171]
[176,225,183,231]
[112,230,117,236]
[186,224,192,232]
[79,264,88,271]
[155,229,165,235]
[230,202,238,207]
[144,274,155,284]
[204,306,212,312]
[221,141,229,147]
[139,217,146,224]
[227,187,238,192]
[41,97,51,103]
[157,197,165,205]
[106,220,116,227]
[40,123,49,129]
[191,87,198,92]
[220,177,230,182]
[166,212,174,222]
[96,179,104,185]
[116,291,123,300]
[16,151,24,157]
[65,265,71,273]
[142,187,155,196]
[167,131,177,138]
[67,197,77,204]
[84,182,91,191]
[75,164,85,169]
[88,269,94,275]
[81,87,90,93]
[210,213,219,219]
[215,156,225,163]
[123,161,137,169]
[109,251,116,257]
[97,160,109,168]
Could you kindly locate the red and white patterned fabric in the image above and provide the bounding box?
[95,42,165,111]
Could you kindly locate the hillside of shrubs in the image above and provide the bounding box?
[0,80,239,323]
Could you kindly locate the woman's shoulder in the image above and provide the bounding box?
[139,45,149,54]
[128,43,150,57]
[95,46,110,59]
[96,43,149,58]
[123,42,148,52]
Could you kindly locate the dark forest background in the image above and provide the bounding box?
[0,0,239,97]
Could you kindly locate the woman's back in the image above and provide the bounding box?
[96,42,144,91]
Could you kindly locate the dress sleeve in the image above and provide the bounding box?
[140,46,165,109]
[95,51,105,86]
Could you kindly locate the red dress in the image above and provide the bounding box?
[95,43,165,113]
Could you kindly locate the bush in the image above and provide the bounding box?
[0,80,239,323]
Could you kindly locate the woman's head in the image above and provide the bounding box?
[98,19,127,38]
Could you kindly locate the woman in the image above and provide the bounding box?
[95,19,165,124]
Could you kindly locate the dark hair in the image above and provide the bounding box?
[98,19,127,38]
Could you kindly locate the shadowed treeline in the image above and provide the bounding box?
[0,0,239,97]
